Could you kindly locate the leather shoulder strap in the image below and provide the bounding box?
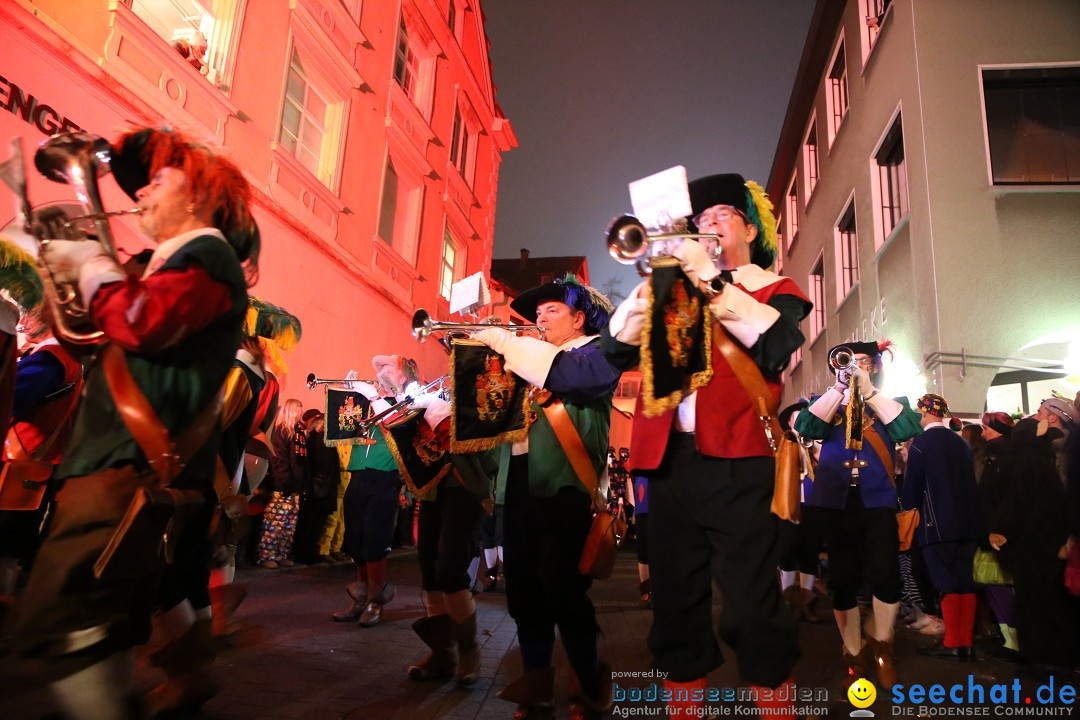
[712,323,783,444]
[102,344,222,485]
[862,425,895,484]
[537,391,599,502]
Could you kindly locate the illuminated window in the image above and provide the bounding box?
[874,114,909,244]
[983,66,1080,185]
[808,254,825,342]
[128,0,241,90]
[440,226,458,299]
[378,156,423,263]
[803,117,819,200]
[835,199,859,300]
[786,178,800,246]
[827,39,849,146]
[774,215,784,273]
[279,48,330,180]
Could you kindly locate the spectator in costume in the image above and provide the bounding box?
[903,394,982,661]
[472,274,619,720]
[8,126,258,720]
[258,398,306,568]
[605,173,810,717]
[795,339,922,689]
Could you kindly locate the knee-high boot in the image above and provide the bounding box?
[143,618,219,718]
[498,667,555,720]
[445,589,480,686]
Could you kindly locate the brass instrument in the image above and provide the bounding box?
[605,214,720,272]
[305,373,380,391]
[357,375,449,433]
[828,345,856,372]
[411,308,542,343]
[0,133,143,344]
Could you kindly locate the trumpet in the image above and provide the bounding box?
[828,345,856,372]
[411,308,542,343]
[606,214,720,272]
[357,375,449,432]
[306,373,380,391]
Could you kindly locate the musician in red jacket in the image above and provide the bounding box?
[604,173,809,717]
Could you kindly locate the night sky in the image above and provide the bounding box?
[484,1,815,303]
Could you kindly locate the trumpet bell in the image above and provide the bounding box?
[412,309,434,343]
[828,345,855,371]
[606,214,648,264]
[306,372,318,390]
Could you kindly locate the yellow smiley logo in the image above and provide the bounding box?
[848,678,877,708]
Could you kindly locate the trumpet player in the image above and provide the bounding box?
[8,127,259,720]
[603,173,810,717]
[793,340,921,689]
[331,356,416,627]
[471,274,620,720]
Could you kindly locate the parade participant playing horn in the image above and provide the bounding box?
[331,355,416,627]
[604,173,810,718]
[8,126,257,720]
[472,274,620,720]
[795,340,921,689]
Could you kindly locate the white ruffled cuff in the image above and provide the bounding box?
[607,282,648,346]
[809,387,844,422]
[422,398,451,429]
[78,255,125,304]
[711,283,781,347]
[866,393,904,424]
[502,335,561,388]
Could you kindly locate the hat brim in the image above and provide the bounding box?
[372,355,398,374]
[509,281,567,324]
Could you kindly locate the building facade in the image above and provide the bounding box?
[769,0,1080,415]
[0,0,515,391]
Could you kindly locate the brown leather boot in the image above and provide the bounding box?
[452,612,480,686]
[407,615,456,681]
[209,583,247,639]
[842,644,867,689]
[866,636,897,689]
[569,661,613,720]
[358,582,395,627]
[144,619,220,719]
[798,588,819,623]
[497,667,555,720]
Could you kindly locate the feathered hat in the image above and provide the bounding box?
[0,236,43,313]
[687,173,778,269]
[510,273,614,335]
[245,296,301,376]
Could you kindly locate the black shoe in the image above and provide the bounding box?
[916,642,975,661]
[990,646,1024,665]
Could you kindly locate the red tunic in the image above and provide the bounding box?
[629,277,808,471]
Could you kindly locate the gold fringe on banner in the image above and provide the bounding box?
[448,339,533,453]
[381,422,452,499]
[639,261,714,418]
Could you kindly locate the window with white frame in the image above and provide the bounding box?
[786,178,800,246]
[835,199,859,300]
[774,215,784,273]
[808,254,825,342]
[862,0,892,59]
[791,345,803,369]
[449,104,476,184]
[803,118,819,200]
[378,155,423,263]
[983,65,1080,185]
[827,39,849,146]
[874,114,909,244]
[440,226,459,299]
[394,17,421,100]
[279,47,334,183]
[127,0,243,89]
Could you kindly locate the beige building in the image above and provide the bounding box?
[768,0,1080,416]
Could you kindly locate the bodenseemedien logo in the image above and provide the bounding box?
[848,678,877,717]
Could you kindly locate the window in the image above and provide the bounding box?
[394,17,420,100]
[835,199,859,300]
[983,66,1080,185]
[803,118,819,200]
[279,48,331,180]
[448,0,457,35]
[774,215,784,273]
[449,104,477,185]
[862,0,892,57]
[874,114,909,243]
[378,156,423,263]
[786,178,800,245]
[791,346,803,369]
[440,226,458,299]
[808,254,825,342]
[128,0,240,88]
[827,39,849,146]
